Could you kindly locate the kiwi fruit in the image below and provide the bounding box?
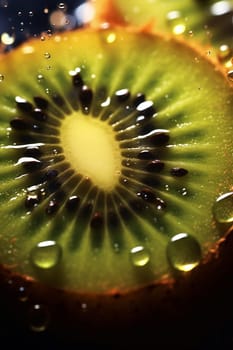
[90,0,233,62]
[0,26,233,346]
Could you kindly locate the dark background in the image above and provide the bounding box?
[0,0,86,50]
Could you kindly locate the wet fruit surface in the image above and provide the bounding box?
[0,28,232,295]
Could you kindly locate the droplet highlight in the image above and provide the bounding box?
[167,233,202,272]
[213,192,233,223]
[28,304,50,332]
[130,246,150,267]
[30,240,62,269]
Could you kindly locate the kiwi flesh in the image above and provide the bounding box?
[90,0,233,60]
[0,27,233,345]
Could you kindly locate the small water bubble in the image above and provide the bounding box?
[227,70,233,82]
[217,44,232,61]
[37,74,44,82]
[45,88,50,94]
[166,10,186,35]
[44,52,51,59]
[28,304,50,332]
[28,11,34,17]
[30,240,62,269]
[44,8,49,14]
[213,192,233,223]
[40,35,46,41]
[130,246,150,267]
[18,285,28,302]
[167,233,202,272]
[18,11,22,16]
[58,2,67,10]
[0,74,4,82]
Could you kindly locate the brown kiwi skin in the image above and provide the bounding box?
[0,27,232,347]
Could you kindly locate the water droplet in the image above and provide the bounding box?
[106,32,117,44]
[166,11,186,35]
[1,32,15,45]
[44,8,49,14]
[28,304,50,332]
[218,44,232,60]
[0,74,4,82]
[58,2,67,10]
[18,10,22,16]
[213,192,233,223]
[18,285,28,302]
[30,240,62,269]
[29,11,34,17]
[130,246,150,267]
[37,74,44,82]
[44,52,51,59]
[167,233,202,272]
[227,70,233,81]
[40,35,45,41]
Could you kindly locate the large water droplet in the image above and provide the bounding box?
[31,240,62,269]
[0,74,4,82]
[213,192,233,223]
[167,233,202,272]
[28,304,50,332]
[130,246,150,267]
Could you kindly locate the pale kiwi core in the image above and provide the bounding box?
[60,112,122,191]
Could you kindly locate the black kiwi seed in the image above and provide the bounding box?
[170,167,189,177]
[10,118,29,130]
[33,96,49,110]
[79,85,93,113]
[15,96,33,112]
[115,88,130,102]
[145,160,165,172]
[66,195,81,212]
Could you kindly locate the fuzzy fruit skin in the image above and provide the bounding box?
[0,27,232,347]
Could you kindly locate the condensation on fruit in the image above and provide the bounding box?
[213,192,233,223]
[167,233,202,272]
[30,240,62,269]
[130,246,150,267]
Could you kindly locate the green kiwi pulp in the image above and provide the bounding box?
[90,0,233,58]
[0,27,233,301]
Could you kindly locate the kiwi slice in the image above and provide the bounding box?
[0,26,233,344]
[90,0,233,58]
